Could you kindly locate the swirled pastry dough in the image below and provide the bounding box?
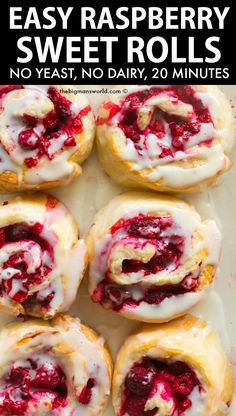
[113,315,234,416]
[0,85,95,191]
[0,194,87,318]
[0,315,112,415]
[87,192,221,322]
[97,85,234,192]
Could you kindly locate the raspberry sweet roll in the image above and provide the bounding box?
[96,85,234,193]
[0,194,87,318]
[87,192,221,323]
[0,85,95,191]
[113,315,234,416]
[0,315,112,416]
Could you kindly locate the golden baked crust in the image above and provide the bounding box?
[87,192,221,322]
[113,314,234,416]
[0,85,95,192]
[96,85,235,193]
[0,194,87,318]
[0,314,112,416]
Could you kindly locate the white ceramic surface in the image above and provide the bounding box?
[0,85,235,415]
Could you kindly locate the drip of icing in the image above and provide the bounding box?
[24,152,78,184]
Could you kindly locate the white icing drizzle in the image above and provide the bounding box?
[24,152,78,184]
[125,289,209,321]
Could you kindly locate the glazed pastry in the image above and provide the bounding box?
[113,314,234,416]
[0,85,95,191]
[87,192,221,323]
[96,85,234,193]
[0,194,87,318]
[0,314,112,415]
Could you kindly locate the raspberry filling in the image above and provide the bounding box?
[92,215,200,311]
[0,353,68,415]
[112,214,184,274]
[120,358,201,416]
[0,222,55,308]
[97,85,214,157]
[78,378,96,405]
[0,85,91,168]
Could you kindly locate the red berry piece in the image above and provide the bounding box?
[45,196,58,211]
[78,378,95,405]
[173,373,195,398]
[170,361,190,375]
[144,290,167,305]
[23,113,39,127]
[0,396,28,415]
[187,122,201,135]
[172,136,184,149]
[4,279,28,303]
[24,157,39,168]
[92,283,105,302]
[31,363,63,391]
[8,366,30,385]
[48,87,72,120]
[68,115,83,133]
[5,224,30,241]
[157,369,175,384]
[127,216,172,239]
[110,218,125,234]
[122,259,143,274]
[181,398,192,411]
[170,123,185,137]
[175,85,195,103]
[103,102,121,121]
[126,366,155,396]
[198,109,212,123]
[64,136,77,147]
[159,147,173,159]
[125,396,157,416]
[18,129,39,150]
[153,120,164,134]
[123,109,137,125]
[123,125,140,143]
[32,222,43,235]
[128,95,141,110]
[43,110,58,130]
